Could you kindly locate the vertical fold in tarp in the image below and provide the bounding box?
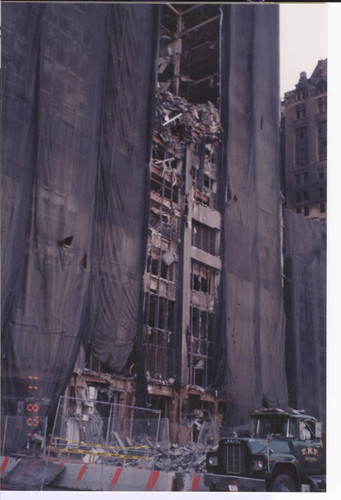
[217,4,288,426]
[283,210,326,426]
[1,3,111,424]
[1,2,159,433]
[88,4,159,376]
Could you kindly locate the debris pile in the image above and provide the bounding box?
[153,87,223,159]
[152,442,213,473]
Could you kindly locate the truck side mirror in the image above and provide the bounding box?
[316,422,322,439]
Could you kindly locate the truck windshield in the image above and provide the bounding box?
[251,416,288,438]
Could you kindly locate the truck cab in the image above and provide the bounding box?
[205,408,326,492]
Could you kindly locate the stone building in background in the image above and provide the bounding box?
[282,59,327,222]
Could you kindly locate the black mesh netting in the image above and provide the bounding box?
[215,5,288,426]
[1,3,159,444]
[283,209,326,426]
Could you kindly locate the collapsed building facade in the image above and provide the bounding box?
[1,2,325,458]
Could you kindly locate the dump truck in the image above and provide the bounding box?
[205,408,326,492]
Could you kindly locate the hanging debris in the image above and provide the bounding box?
[153,87,223,159]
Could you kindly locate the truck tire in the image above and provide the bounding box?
[272,474,296,492]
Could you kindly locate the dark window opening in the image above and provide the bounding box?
[320,203,326,214]
[151,258,159,276]
[148,247,176,282]
[296,207,302,214]
[193,368,204,387]
[318,168,325,179]
[148,395,171,419]
[304,191,309,201]
[143,293,176,379]
[191,261,214,295]
[151,171,179,203]
[304,206,309,216]
[318,120,327,162]
[295,127,307,167]
[296,192,302,203]
[192,220,217,255]
[318,97,327,114]
[303,172,309,183]
[319,187,325,199]
[188,307,214,387]
[295,104,306,120]
[295,174,301,184]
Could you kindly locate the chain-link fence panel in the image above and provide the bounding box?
[189,420,219,470]
[153,418,171,471]
[48,396,161,470]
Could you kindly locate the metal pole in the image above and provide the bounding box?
[2,416,8,456]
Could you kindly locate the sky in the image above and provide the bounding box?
[280,3,328,98]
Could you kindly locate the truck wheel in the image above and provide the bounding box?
[272,474,296,492]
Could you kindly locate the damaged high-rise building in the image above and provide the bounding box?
[1,2,325,458]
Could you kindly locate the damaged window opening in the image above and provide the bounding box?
[151,170,179,204]
[189,306,214,387]
[143,293,175,379]
[192,220,217,255]
[145,294,174,336]
[149,203,180,241]
[190,142,218,210]
[147,246,177,282]
[191,260,214,295]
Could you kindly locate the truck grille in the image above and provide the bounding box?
[222,441,246,474]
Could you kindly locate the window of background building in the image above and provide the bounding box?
[304,191,309,201]
[319,187,325,199]
[304,206,309,216]
[295,174,301,184]
[303,172,309,183]
[318,121,327,162]
[295,103,306,120]
[318,97,327,114]
[320,203,326,214]
[296,207,302,214]
[295,127,308,167]
[296,192,302,203]
[318,168,325,179]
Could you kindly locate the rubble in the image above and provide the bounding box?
[145,441,215,473]
[153,86,223,159]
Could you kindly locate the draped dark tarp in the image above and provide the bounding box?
[283,209,326,427]
[1,2,159,439]
[216,4,288,426]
